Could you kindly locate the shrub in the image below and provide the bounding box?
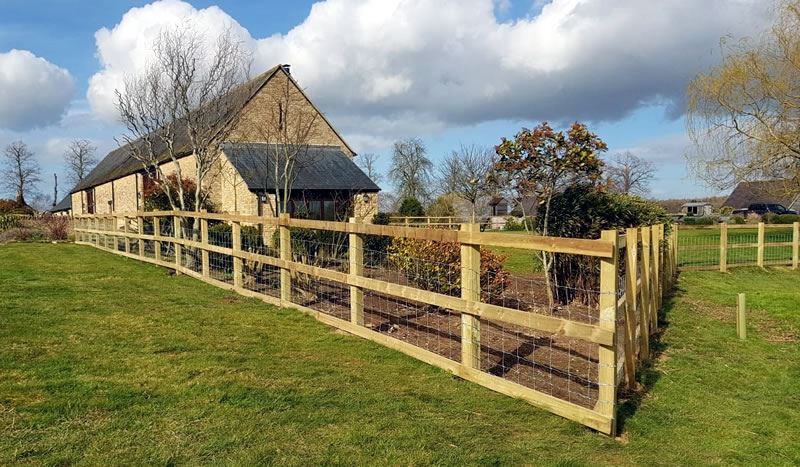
[731,215,746,224]
[503,216,535,232]
[39,216,71,240]
[764,213,800,224]
[683,216,717,225]
[364,212,392,266]
[143,174,214,212]
[398,197,424,217]
[537,185,671,305]
[0,227,45,243]
[387,236,510,300]
[0,214,22,231]
[207,222,264,251]
[0,199,34,215]
[426,194,457,218]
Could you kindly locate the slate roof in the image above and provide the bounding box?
[50,194,72,213]
[723,179,800,209]
[222,143,380,192]
[71,64,354,195]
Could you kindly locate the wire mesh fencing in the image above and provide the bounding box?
[678,223,799,270]
[72,212,677,435]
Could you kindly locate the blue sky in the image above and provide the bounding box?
[0,0,772,203]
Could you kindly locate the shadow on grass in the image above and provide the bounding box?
[615,279,685,433]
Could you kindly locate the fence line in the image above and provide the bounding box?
[677,222,800,271]
[72,210,674,435]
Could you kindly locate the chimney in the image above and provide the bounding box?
[281,64,291,75]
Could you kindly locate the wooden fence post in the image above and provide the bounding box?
[349,217,365,325]
[174,214,182,271]
[598,229,619,435]
[232,219,242,288]
[793,222,799,270]
[652,225,661,317]
[124,217,131,253]
[137,215,144,256]
[460,223,482,369]
[757,222,765,267]
[279,213,291,305]
[201,215,210,278]
[737,293,747,340]
[639,226,651,360]
[623,227,638,389]
[153,216,162,262]
[720,222,728,272]
[94,217,100,247]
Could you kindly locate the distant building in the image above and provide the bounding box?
[680,201,713,216]
[723,179,800,211]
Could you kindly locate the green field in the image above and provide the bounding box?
[1,244,799,465]
[678,226,794,268]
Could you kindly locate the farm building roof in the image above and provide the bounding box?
[723,179,800,208]
[50,194,72,213]
[70,64,354,195]
[222,143,380,193]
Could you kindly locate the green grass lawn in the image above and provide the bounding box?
[678,226,794,268]
[1,244,799,465]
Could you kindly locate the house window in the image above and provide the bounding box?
[86,189,96,214]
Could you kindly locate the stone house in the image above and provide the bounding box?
[68,64,379,221]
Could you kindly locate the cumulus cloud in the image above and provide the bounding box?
[0,50,74,131]
[88,0,771,144]
[87,0,253,120]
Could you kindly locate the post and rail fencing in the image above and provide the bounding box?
[73,211,675,435]
[677,222,800,271]
[388,216,472,228]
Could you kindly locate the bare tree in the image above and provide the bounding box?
[687,0,800,190]
[356,152,383,185]
[244,71,321,217]
[606,151,655,195]
[63,139,98,185]
[439,144,494,221]
[388,138,433,203]
[116,24,251,216]
[2,141,41,206]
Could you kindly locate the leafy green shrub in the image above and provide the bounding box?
[538,185,671,305]
[0,214,22,232]
[763,213,800,224]
[398,197,424,217]
[503,216,535,232]
[683,216,717,225]
[731,215,746,224]
[387,237,510,300]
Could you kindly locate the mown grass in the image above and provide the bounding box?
[1,244,799,465]
[678,226,794,268]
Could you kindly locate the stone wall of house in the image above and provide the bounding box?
[114,174,139,213]
[354,193,379,223]
[94,182,114,214]
[230,70,353,156]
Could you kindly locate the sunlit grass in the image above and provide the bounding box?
[1,244,798,464]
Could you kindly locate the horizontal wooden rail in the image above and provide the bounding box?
[76,211,614,258]
[71,212,674,435]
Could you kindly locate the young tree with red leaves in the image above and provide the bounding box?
[492,122,606,307]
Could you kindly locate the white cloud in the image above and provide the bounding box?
[88,0,772,146]
[0,49,74,131]
[87,0,253,121]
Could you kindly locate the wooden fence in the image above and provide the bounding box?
[73,211,675,435]
[677,222,800,271]
[388,216,473,228]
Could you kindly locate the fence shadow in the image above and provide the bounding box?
[615,278,683,433]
